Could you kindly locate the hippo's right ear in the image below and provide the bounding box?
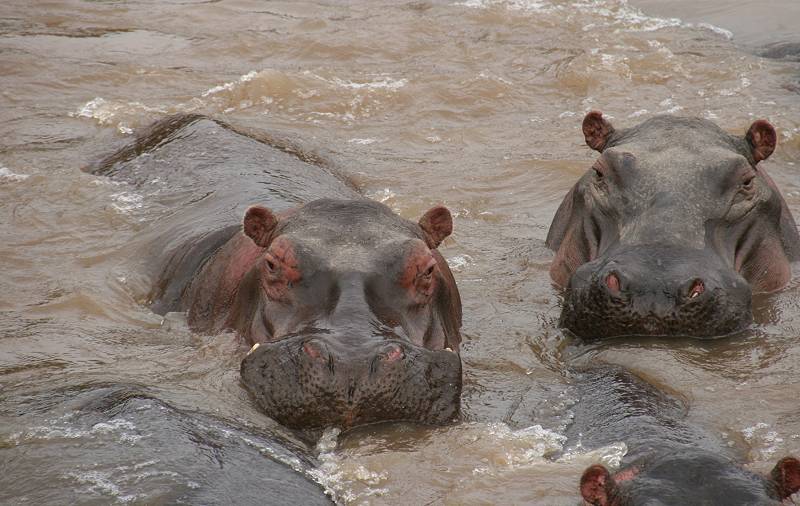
[419,205,453,249]
[771,456,800,500]
[243,205,278,247]
[580,465,617,506]
[745,119,777,163]
[583,111,615,152]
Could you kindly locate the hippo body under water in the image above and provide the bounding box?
[547,113,800,339]
[93,114,462,430]
[0,385,333,505]
[567,367,800,505]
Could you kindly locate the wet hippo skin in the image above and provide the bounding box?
[565,367,800,505]
[92,114,463,430]
[547,113,800,339]
[0,385,333,505]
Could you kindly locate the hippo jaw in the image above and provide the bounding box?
[240,337,461,429]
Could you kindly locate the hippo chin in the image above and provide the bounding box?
[547,112,800,339]
[94,115,462,430]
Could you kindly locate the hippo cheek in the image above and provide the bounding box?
[240,341,462,429]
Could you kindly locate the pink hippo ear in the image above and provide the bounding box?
[771,456,800,500]
[243,205,278,247]
[419,205,453,249]
[583,111,615,152]
[745,120,777,163]
[580,464,619,506]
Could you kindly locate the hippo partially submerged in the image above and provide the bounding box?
[547,113,800,338]
[93,114,462,429]
[580,454,800,506]
[564,367,800,505]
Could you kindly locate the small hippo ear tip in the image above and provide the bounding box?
[582,111,614,152]
[580,464,616,504]
[243,205,278,246]
[772,456,800,497]
[419,205,453,247]
[746,119,777,162]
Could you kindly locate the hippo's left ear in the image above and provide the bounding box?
[243,205,278,247]
[771,456,800,500]
[745,120,777,163]
[419,206,453,249]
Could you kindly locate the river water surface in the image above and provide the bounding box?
[2,1,800,504]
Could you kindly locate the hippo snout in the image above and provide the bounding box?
[240,336,461,429]
[561,245,752,339]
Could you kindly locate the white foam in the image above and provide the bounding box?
[453,0,728,37]
[329,76,408,92]
[348,138,380,145]
[691,22,734,40]
[202,70,259,97]
[10,416,143,446]
[447,254,473,272]
[366,188,396,203]
[110,191,145,213]
[0,166,30,182]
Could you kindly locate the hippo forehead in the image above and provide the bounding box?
[606,116,751,181]
[599,117,755,248]
[627,456,778,505]
[609,115,747,157]
[275,199,426,271]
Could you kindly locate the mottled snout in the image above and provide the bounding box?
[561,245,752,338]
[240,335,462,429]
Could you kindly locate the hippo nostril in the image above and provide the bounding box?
[380,343,405,363]
[688,279,705,299]
[605,272,621,294]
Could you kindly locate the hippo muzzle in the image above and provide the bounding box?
[562,245,752,339]
[240,335,462,429]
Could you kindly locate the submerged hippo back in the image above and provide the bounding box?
[90,114,360,314]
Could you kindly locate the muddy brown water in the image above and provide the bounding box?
[1,1,800,504]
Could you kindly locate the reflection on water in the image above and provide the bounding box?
[1,0,800,503]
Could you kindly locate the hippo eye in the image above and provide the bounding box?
[741,175,754,190]
[423,264,435,278]
[264,255,277,273]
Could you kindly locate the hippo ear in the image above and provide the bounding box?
[771,456,800,500]
[583,111,615,152]
[419,205,453,249]
[745,120,777,163]
[580,465,617,506]
[243,205,278,247]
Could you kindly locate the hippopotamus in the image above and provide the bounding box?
[546,112,800,338]
[0,385,333,504]
[564,367,800,505]
[92,114,462,429]
[580,454,800,506]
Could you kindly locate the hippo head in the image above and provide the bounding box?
[226,199,461,429]
[579,454,800,505]
[547,112,800,339]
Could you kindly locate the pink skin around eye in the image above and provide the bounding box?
[399,243,438,304]
[260,236,302,300]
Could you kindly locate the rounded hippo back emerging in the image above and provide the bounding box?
[547,112,800,339]
[94,115,463,429]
